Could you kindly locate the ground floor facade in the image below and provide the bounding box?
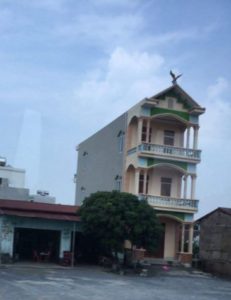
[0,215,81,263]
[144,210,194,264]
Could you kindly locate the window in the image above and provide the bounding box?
[161,177,172,197]
[139,172,149,194]
[115,175,122,191]
[117,131,125,153]
[164,130,175,146]
[142,120,152,142]
[167,97,174,109]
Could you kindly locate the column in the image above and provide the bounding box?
[143,169,148,194]
[186,127,190,148]
[134,169,140,195]
[188,224,194,254]
[137,118,143,144]
[193,126,199,150]
[181,223,185,253]
[183,175,188,199]
[190,175,196,199]
[146,119,151,143]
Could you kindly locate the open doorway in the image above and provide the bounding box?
[13,228,61,262]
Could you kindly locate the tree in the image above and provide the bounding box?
[78,191,163,260]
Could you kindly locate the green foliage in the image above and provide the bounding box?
[78,191,163,257]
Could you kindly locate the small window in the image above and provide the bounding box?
[117,131,124,153]
[0,178,2,185]
[167,98,174,109]
[139,172,149,194]
[161,177,172,197]
[115,175,122,191]
[142,120,152,143]
[164,130,175,146]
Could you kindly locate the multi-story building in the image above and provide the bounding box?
[75,83,205,263]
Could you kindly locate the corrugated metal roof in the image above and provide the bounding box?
[0,199,80,222]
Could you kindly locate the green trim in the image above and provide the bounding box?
[156,89,192,110]
[155,210,185,221]
[147,158,187,170]
[150,107,190,121]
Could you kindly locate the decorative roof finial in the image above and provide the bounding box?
[170,70,182,85]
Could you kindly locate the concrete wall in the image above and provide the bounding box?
[0,187,29,201]
[0,166,25,188]
[0,215,80,258]
[199,210,231,277]
[75,113,127,205]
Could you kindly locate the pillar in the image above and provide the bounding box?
[193,126,199,149]
[186,127,190,148]
[188,224,194,254]
[181,223,185,252]
[146,119,151,143]
[134,169,140,195]
[191,175,196,199]
[137,118,143,144]
[183,175,188,199]
[143,169,148,194]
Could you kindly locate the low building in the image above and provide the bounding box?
[0,156,29,200]
[0,199,80,263]
[197,207,231,277]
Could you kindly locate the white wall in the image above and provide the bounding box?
[0,166,25,188]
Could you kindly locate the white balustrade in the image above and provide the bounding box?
[137,143,201,160]
[139,194,199,211]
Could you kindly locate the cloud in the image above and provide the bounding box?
[73,47,166,138]
[55,13,143,48]
[201,77,230,141]
[197,77,231,217]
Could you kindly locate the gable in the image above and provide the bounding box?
[149,84,205,114]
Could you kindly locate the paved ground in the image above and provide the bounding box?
[0,264,231,300]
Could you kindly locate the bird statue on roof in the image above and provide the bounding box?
[170,70,182,85]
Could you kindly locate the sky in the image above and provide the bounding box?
[0,0,230,217]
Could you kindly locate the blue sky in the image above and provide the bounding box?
[0,0,230,217]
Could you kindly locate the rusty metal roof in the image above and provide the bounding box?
[0,199,80,222]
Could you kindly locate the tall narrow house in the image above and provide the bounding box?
[75,83,205,263]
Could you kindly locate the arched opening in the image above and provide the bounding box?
[147,165,185,199]
[125,164,136,194]
[126,116,138,150]
[149,114,187,148]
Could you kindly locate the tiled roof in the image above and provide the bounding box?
[195,207,231,223]
[0,199,80,222]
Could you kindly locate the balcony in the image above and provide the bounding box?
[139,194,199,212]
[137,143,201,162]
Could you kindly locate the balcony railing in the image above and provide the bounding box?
[139,194,199,211]
[137,143,201,160]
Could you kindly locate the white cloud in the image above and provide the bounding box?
[73,47,166,138]
[197,77,231,217]
[55,13,143,47]
[201,77,230,141]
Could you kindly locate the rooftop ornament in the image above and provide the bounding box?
[170,70,182,85]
